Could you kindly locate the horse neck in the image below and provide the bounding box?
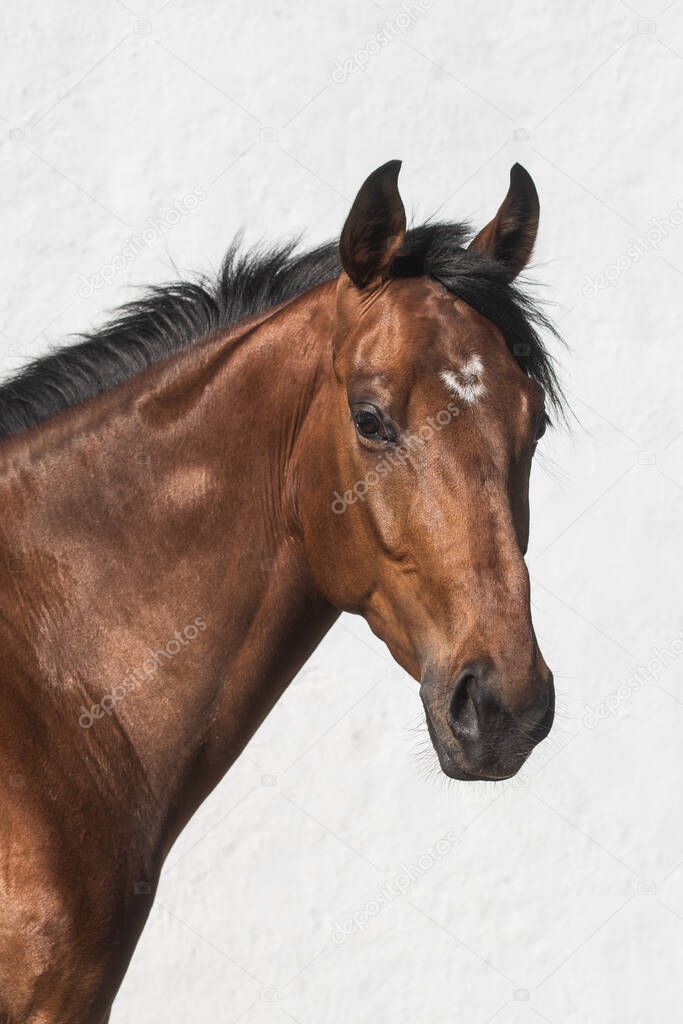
[0,279,339,851]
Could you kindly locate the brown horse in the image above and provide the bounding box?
[0,161,561,1021]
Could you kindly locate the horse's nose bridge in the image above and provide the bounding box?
[455,488,532,615]
[442,508,538,689]
[475,533,531,607]
[460,572,536,670]
[424,469,537,668]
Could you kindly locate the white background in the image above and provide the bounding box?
[2,2,682,1022]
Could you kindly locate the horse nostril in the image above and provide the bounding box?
[448,662,488,740]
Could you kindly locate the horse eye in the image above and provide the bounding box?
[354,407,387,441]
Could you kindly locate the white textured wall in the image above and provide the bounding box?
[3,1,683,1021]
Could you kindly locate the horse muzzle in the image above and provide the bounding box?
[420,660,555,781]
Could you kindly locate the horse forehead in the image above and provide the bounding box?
[436,302,532,384]
[383,284,506,362]
[348,282,519,386]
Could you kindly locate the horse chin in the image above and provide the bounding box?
[423,706,526,783]
[437,753,519,783]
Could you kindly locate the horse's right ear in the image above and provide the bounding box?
[339,160,406,289]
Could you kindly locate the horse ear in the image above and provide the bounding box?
[469,164,539,282]
[340,160,406,289]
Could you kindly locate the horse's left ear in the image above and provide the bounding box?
[340,160,406,289]
[469,164,539,281]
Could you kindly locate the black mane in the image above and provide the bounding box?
[0,224,563,440]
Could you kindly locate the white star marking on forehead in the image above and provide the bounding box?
[440,354,486,406]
